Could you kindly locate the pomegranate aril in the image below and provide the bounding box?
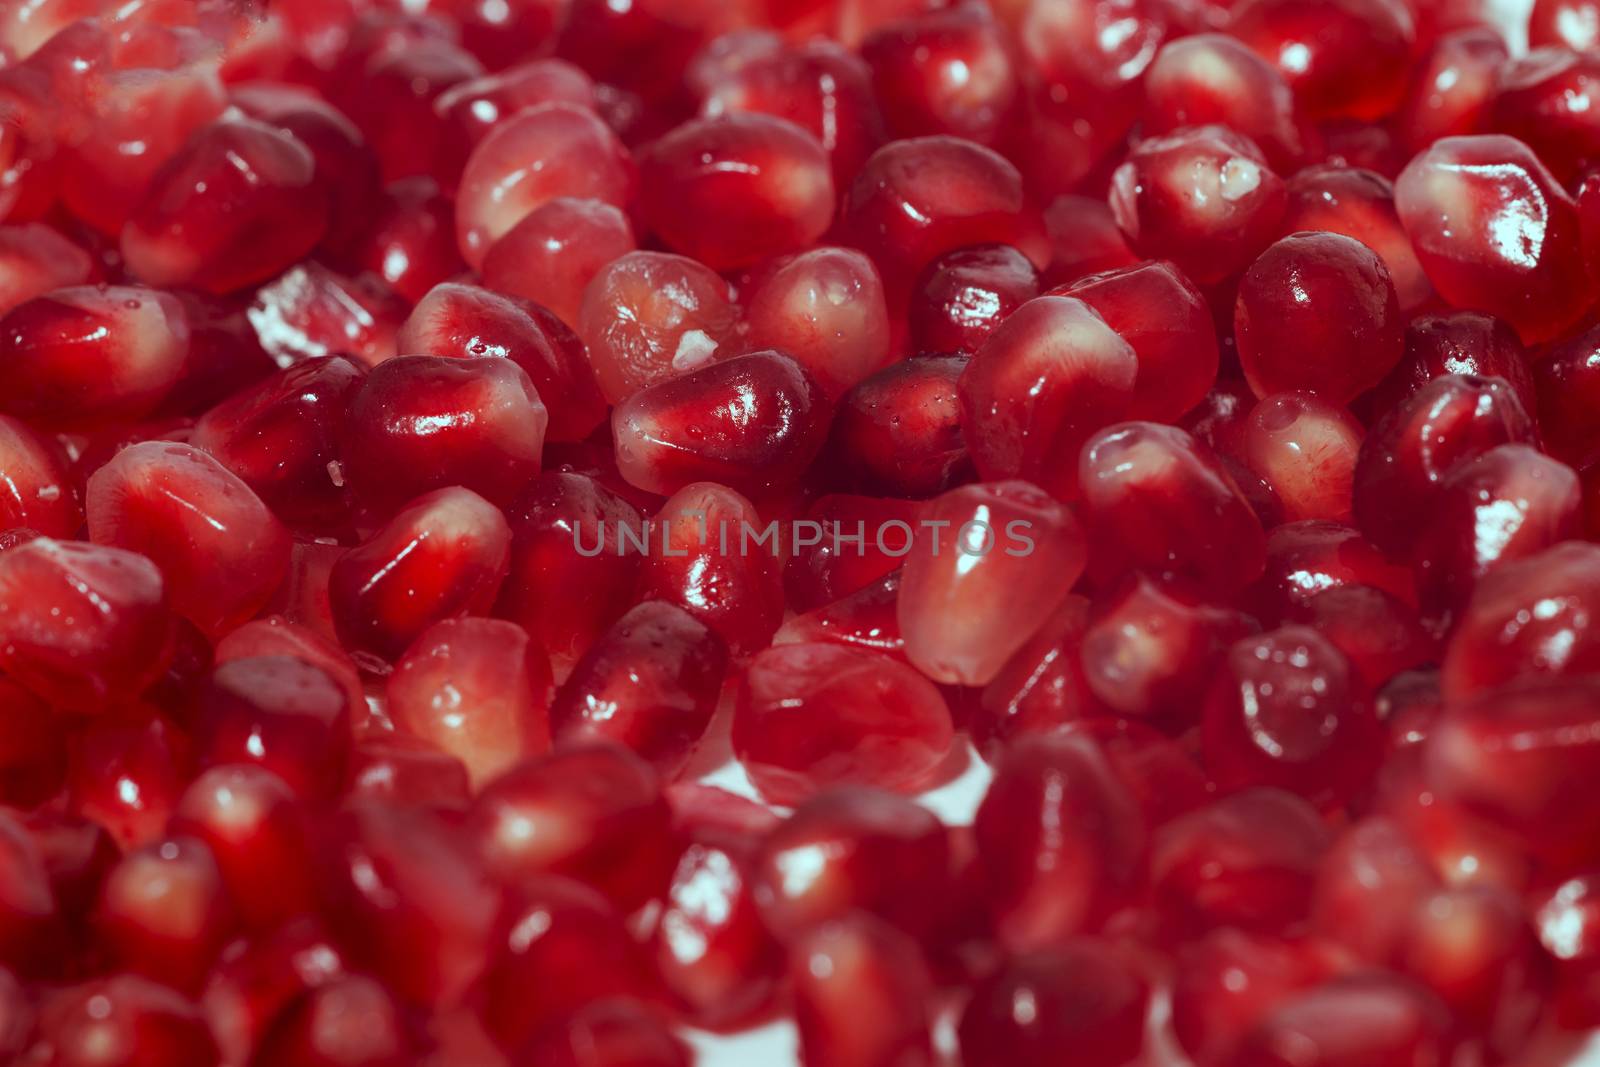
[514,998,688,1067]
[775,569,907,659]
[95,836,235,995]
[1172,929,1342,1066]
[957,938,1148,1067]
[33,974,220,1067]
[1228,974,1460,1067]
[1079,421,1267,594]
[612,349,830,497]
[328,486,512,661]
[0,222,93,317]
[247,262,406,370]
[1240,391,1364,523]
[861,3,1015,145]
[388,617,552,790]
[1397,26,1508,153]
[783,494,919,612]
[0,414,80,537]
[346,734,472,813]
[215,617,366,732]
[830,354,972,497]
[0,285,189,431]
[121,116,328,295]
[1227,0,1416,120]
[1288,585,1437,693]
[435,58,598,164]
[340,176,465,305]
[1107,125,1287,285]
[909,244,1037,358]
[67,711,194,852]
[1531,0,1600,50]
[1282,167,1433,312]
[252,975,414,1067]
[87,440,292,637]
[973,595,1100,751]
[788,915,934,1067]
[480,197,636,330]
[744,246,892,400]
[1039,194,1140,289]
[195,655,352,801]
[1143,33,1307,170]
[339,39,482,185]
[1491,48,1600,186]
[1396,134,1592,344]
[578,250,738,405]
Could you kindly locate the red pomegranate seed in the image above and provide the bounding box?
[252,975,413,1067]
[195,655,352,801]
[328,486,512,662]
[0,222,93,317]
[169,765,315,931]
[1228,974,1460,1067]
[783,495,920,612]
[1311,816,1440,962]
[338,39,482,185]
[752,786,952,942]
[551,601,727,776]
[214,617,366,733]
[1039,194,1140,288]
[0,414,80,537]
[1171,929,1342,1066]
[830,354,972,497]
[247,262,406,370]
[1287,585,1437,693]
[467,743,675,908]
[1239,392,1364,523]
[0,285,189,431]
[435,58,598,165]
[861,3,1015,144]
[67,711,194,851]
[1150,788,1331,937]
[744,246,892,399]
[33,973,220,1067]
[122,117,327,295]
[1107,125,1287,285]
[0,538,175,713]
[345,734,471,813]
[95,836,235,995]
[612,349,830,497]
[1227,0,1416,120]
[957,938,1149,1067]
[775,569,907,660]
[456,102,636,269]
[1395,134,1592,344]
[910,244,1038,358]
[480,877,652,1050]
[1531,0,1600,50]
[972,596,1100,751]
[1080,421,1267,594]
[514,998,688,1067]
[1532,323,1600,470]
[1397,27,1508,154]
[636,482,785,655]
[480,197,636,329]
[790,915,935,1067]
[388,617,553,789]
[577,251,739,405]
[1491,48,1600,186]
[1282,167,1433,312]
[86,440,292,638]
[340,176,466,305]
[1143,33,1308,170]
[973,730,1145,952]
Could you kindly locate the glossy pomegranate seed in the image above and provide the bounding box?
[456,102,636,269]
[195,655,351,801]
[1281,168,1432,313]
[1079,422,1267,594]
[214,617,366,733]
[95,836,235,995]
[1150,788,1331,936]
[829,354,972,497]
[0,539,175,712]
[252,974,414,1067]
[87,441,292,638]
[841,135,1033,294]
[0,285,189,431]
[1310,816,1439,964]
[971,596,1099,751]
[776,569,907,660]
[1080,574,1256,723]
[959,295,1137,499]
[783,494,919,612]
[787,920,938,1067]
[1531,0,1600,50]
[480,877,652,1049]
[1532,323,1600,471]
[0,222,93,317]
[612,349,829,497]
[958,939,1149,1067]
[1172,929,1342,1066]
[1395,134,1592,344]
[341,354,548,515]
[551,601,727,776]
[339,39,482,185]
[1239,392,1364,523]
[340,176,466,305]
[169,765,314,931]
[1490,48,1600,187]
[909,244,1037,358]
[1288,585,1437,693]
[33,974,220,1067]
[122,117,327,295]
[1107,125,1287,285]
[1397,27,1508,154]
[480,197,635,329]
[0,414,80,537]
[1227,0,1415,120]
[861,3,1015,145]
[514,999,688,1067]
[636,482,785,655]
[578,251,738,405]
[67,710,194,852]
[1202,625,1382,809]
[247,263,406,370]
[388,617,553,790]
[1353,373,1535,558]
[744,246,892,399]
[973,730,1145,952]
[435,59,598,164]
[1143,33,1307,170]
[345,734,472,813]
[328,487,512,661]
[1039,194,1140,288]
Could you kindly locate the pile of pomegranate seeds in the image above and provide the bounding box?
[12,0,1600,1065]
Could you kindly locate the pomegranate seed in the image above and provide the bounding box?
[910,244,1038,358]
[782,923,929,1067]
[1532,323,1600,471]
[1530,0,1600,50]
[612,349,830,497]
[960,295,1138,499]
[1080,422,1267,594]
[1151,788,1331,936]
[784,494,919,612]
[1228,973,1460,1067]
[0,539,175,712]
[1107,125,1287,285]
[861,3,1016,144]
[67,710,194,851]
[1239,392,1364,523]
[397,281,607,444]
[1143,33,1308,170]
[0,414,80,537]
[214,617,366,733]
[1395,134,1592,344]
[195,655,352,800]
[1491,48,1600,186]
[33,974,220,1067]
[456,102,636,269]
[247,263,406,370]
[1172,929,1342,1065]
[775,569,907,659]
[86,441,292,638]
[0,285,189,431]
[744,246,892,399]
[973,730,1145,952]
[345,734,472,813]
[95,836,235,994]
[958,939,1149,1067]
[577,251,738,405]
[636,482,785,655]
[1039,194,1140,288]
[1227,0,1416,120]
[551,601,727,776]
[1288,585,1437,693]
[480,197,636,329]
[328,486,512,661]
[830,354,973,497]
[514,999,688,1067]
[435,58,598,164]
[973,595,1100,751]
[467,744,674,908]
[1282,167,1433,312]
[0,222,93,317]
[252,975,414,1067]
[340,176,466,305]
[339,39,482,185]
[752,786,952,942]
[480,877,651,1049]
[122,117,327,294]
[1311,816,1440,962]
[388,617,552,789]
[1397,27,1508,153]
